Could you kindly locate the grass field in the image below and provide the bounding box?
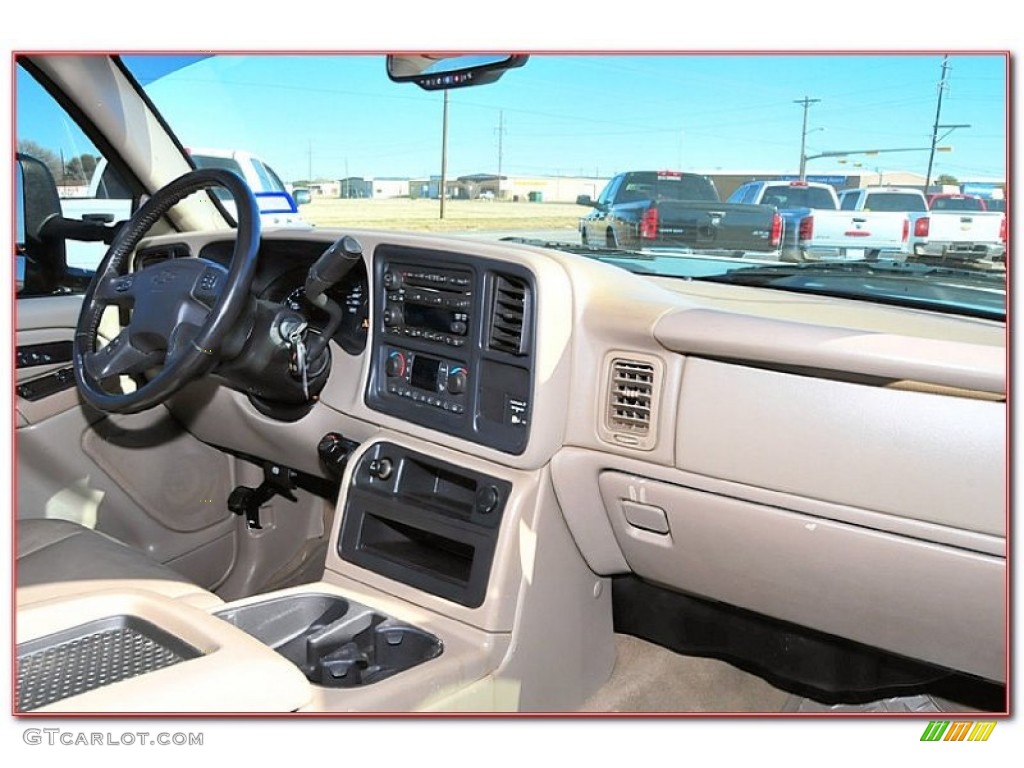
[299,197,583,233]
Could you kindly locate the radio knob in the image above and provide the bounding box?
[450,320,468,336]
[382,303,403,326]
[383,271,401,289]
[447,368,468,395]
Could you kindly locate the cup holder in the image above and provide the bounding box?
[216,594,442,688]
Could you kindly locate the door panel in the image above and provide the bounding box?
[15,295,240,590]
[16,295,89,425]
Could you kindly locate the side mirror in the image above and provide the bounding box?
[15,154,27,292]
[387,54,527,90]
[15,156,27,293]
[293,188,311,206]
[15,151,68,291]
[16,151,63,240]
[576,194,596,207]
[15,155,27,250]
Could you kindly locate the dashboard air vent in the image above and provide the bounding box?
[607,359,656,437]
[134,242,192,269]
[488,274,530,356]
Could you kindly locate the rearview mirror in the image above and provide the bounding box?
[386,54,527,90]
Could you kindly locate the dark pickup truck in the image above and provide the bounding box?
[577,170,782,256]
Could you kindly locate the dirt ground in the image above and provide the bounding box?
[299,197,583,233]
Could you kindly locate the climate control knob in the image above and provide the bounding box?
[386,351,407,378]
[447,367,468,395]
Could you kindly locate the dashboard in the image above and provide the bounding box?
[142,226,1002,689]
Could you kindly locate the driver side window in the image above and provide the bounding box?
[16,64,133,294]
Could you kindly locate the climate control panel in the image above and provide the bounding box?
[381,347,469,415]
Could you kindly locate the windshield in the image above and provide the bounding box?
[612,172,719,203]
[760,185,836,209]
[930,196,987,211]
[861,193,929,212]
[114,53,1007,320]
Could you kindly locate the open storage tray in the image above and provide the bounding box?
[215,593,442,688]
[17,615,201,712]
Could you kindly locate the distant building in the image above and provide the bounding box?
[339,178,370,198]
[370,178,410,198]
[308,181,341,198]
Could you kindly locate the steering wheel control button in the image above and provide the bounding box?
[193,268,224,306]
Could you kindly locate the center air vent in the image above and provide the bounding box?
[488,274,531,356]
[603,357,660,450]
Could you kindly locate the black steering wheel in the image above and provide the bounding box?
[74,168,260,414]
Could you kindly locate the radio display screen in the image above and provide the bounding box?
[410,355,442,391]
[404,303,454,333]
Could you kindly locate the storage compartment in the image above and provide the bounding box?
[359,515,475,584]
[339,442,510,608]
[216,594,442,688]
[598,471,1006,683]
[17,615,201,711]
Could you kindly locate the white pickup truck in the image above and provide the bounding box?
[61,148,309,270]
[729,180,910,262]
[838,187,1006,262]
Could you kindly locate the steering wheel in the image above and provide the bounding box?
[74,168,260,414]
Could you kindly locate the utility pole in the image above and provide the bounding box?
[440,89,449,219]
[794,96,820,180]
[925,56,953,194]
[495,110,505,199]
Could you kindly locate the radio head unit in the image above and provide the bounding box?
[367,245,535,455]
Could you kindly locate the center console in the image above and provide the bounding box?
[366,244,535,455]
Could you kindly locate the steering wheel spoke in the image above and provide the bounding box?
[83,330,164,382]
[93,273,137,306]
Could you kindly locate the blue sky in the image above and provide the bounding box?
[147,54,1007,183]
[17,53,1007,185]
